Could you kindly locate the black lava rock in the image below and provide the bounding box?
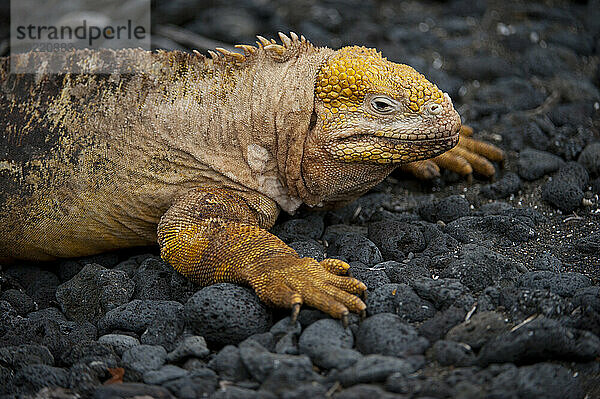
[0,289,36,315]
[239,340,320,388]
[271,214,324,242]
[207,345,250,381]
[11,364,69,395]
[542,162,589,213]
[211,386,264,399]
[517,271,592,297]
[98,334,140,356]
[322,224,368,244]
[418,195,471,223]
[429,340,476,367]
[0,315,97,359]
[327,233,383,265]
[335,354,417,387]
[574,232,600,254]
[166,335,210,362]
[26,270,60,310]
[578,142,600,177]
[418,306,467,342]
[471,77,545,114]
[478,316,600,365]
[500,287,575,320]
[517,148,565,181]
[334,384,400,399]
[365,283,435,322]
[122,344,167,374]
[356,313,429,357]
[185,283,271,345]
[556,162,589,188]
[132,257,174,301]
[61,340,119,369]
[454,54,517,81]
[93,382,174,399]
[381,259,430,284]
[298,318,359,369]
[288,239,325,262]
[69,363,103,397]
[56,263,134,324]
[480,172,521,199]
[367,221,426,261]
[445,311,509,350]
[348,262,390,291]
[98,299,184,351]
[572,286,600,313]
[435,245,526,292]
[160,367,219,398]
[542,179,584,213]
[143,365,188,385]
[489,363,584,399]
[0,344,54,369]
[531,252,563,272]
[411,277,473,310]
[444,215,536,246]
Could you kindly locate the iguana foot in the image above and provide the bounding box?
[249,256,367,324]
[400,125,505,180]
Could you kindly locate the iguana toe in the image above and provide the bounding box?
[398,160,441,179]
[320,258,350,275]
[251,256,367,321]
[290,302,301,324]
[400,125,504,180]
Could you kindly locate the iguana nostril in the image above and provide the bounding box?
[428,103,442,115]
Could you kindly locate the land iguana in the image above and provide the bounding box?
[0,33,503,324]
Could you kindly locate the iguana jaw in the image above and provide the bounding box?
[325,115,460,164]
[313,96,461,166]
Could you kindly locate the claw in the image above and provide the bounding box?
[466,174,473,184]
[341,311,349,328]
[362,290,368,301]
[359,309,367,320]
[290,302,301,325]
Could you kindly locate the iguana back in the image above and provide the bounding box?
[0,44,328,261]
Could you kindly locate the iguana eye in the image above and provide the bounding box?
[370,96,396,114]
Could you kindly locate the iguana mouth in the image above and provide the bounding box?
[330,133,459,164]
[371,126,461,142]
[343,130,459,145]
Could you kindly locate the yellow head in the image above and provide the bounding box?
[302,46,461,204]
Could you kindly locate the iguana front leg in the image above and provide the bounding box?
[400,125,505,180]
[157,187,366,324]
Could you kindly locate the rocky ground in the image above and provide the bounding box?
[1,0,600,398]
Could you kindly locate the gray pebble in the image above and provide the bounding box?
[167,335,210,362]
[445,311,509,350]
[98,299,184,351]
[98,334,140,356]
[335,354,417,387]
[122,344,167,374]
[143,365,189,385]
[298,319,359,369]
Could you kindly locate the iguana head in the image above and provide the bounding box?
[301,46,461,205]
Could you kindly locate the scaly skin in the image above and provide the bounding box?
[0,33,503,321]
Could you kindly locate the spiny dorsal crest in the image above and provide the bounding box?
[197,32,310,66]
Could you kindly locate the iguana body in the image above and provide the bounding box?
[0,34,502,320]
